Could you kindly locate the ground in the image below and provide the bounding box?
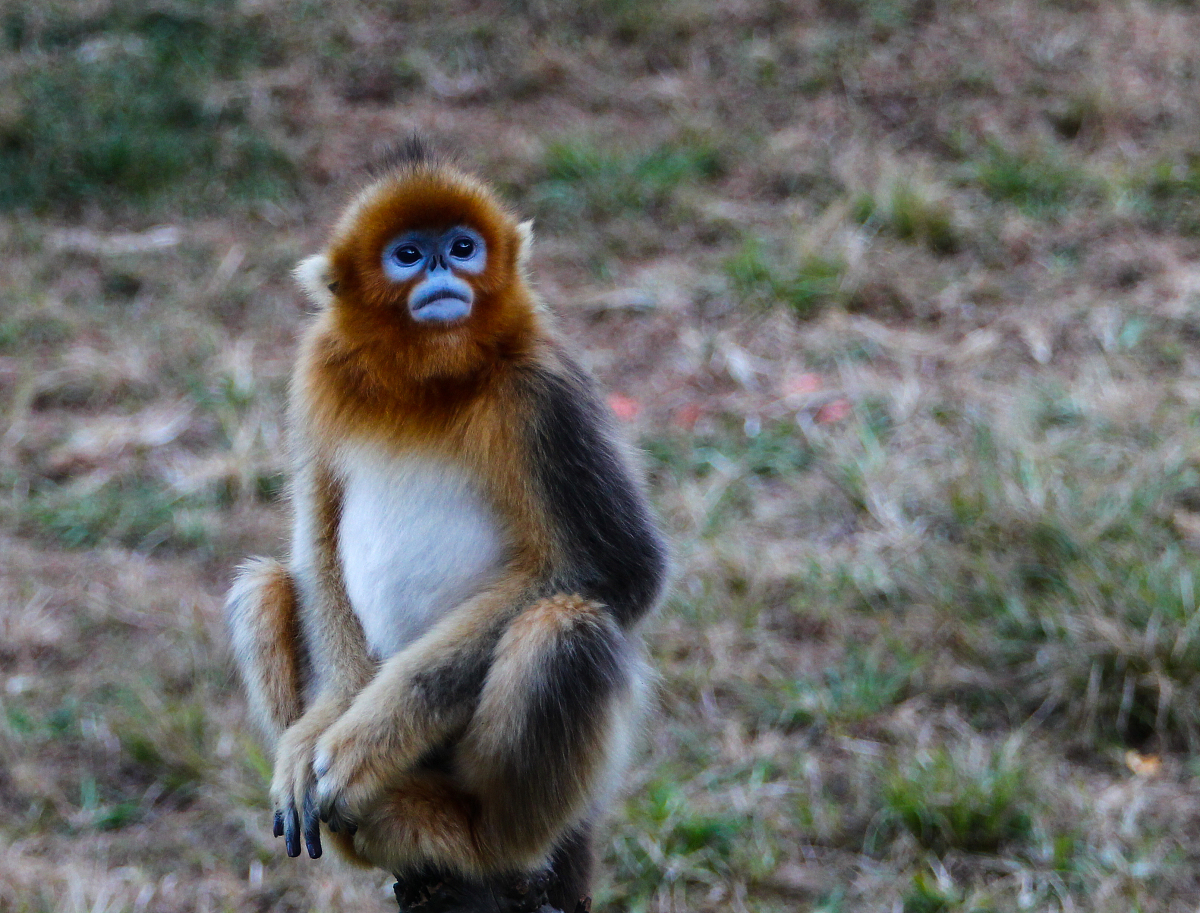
[3,1,1200,911]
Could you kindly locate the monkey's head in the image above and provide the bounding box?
[295,143,539,383]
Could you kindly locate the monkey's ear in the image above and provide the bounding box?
[294,253,337,309]
[516,220,535,269]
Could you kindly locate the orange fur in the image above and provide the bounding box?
[290,160,560,574]
[293,314,558,576]
[320,162,541,389]
[352,771,487,874]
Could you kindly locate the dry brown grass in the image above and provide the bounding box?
[4,1,1200,910]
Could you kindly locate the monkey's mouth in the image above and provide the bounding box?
[410,289,472,324]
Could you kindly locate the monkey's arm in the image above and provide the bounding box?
[523,358,669,628]
[271,452,377,859]
[340,593,642,877]
[311,572,529,831]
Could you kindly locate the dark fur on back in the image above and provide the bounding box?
[525,357,669,626]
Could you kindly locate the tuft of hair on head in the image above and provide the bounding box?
[368,135,460,180]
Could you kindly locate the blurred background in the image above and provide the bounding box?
[2,1,1200,910]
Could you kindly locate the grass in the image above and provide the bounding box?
[534,139,723,225]
[853,179,960,254]
[5,2,1200,912]
[923,405,1200,747]
[964,142,1100,218]
[1138,157,1200,235]
[744,643,918,732]
[876,743,1036,854]
[0,1,296,212]
[726,241,847,317]
[901,870,960,913]
[0,313,75,352]
[608,778,748,899]
[20,477,212,551]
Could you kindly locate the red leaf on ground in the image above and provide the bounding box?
[608,393,641,422]
[814,398,852,424]
[672,402,703,430]
[782,372,825,396]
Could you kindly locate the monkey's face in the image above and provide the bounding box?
[381,226,487,325]
[319,166,536,383]
[327,168,525,335]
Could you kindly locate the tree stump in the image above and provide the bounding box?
[393,869,592,913]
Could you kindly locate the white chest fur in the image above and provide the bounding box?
[336,451,506,658]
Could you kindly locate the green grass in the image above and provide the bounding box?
[107,686,213,799]
[645,420,818,537]
[854,180,961,254]
[534,139,723,225]
[0,1,295,212]
[745,643,918,732]
[877,744,1036,854]
[603,777,754,908]
[901,871,961,913]
[964,142,1098,218]
[839,0,934,35]
[927,409,1200,747]
[2,678,217,837]
[0,312,75,352]
[646,420,816,483]
[726,241,846,317]
[22,477,211,551]
[1137,157,1200,235]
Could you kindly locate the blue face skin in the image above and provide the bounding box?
[381,226,487,325]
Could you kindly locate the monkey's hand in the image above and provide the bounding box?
[310,672,429,834]
[271,697,346,860]
[312,581,524,832]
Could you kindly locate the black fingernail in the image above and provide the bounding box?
[303,793,322,859]
[285,806,301,858]
[273,811,284,838]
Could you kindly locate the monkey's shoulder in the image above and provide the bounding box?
[511,354,669,625]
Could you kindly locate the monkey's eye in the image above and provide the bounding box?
[449,237,476,259]
[394,245,423,266]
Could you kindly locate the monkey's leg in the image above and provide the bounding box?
[311,575,533,829]
[459,594,638,872]
[346,594,635,893]
[352,783,593,911]
[270,456,380,861]
[350,769,485,876]
[226,557,307,740]
[543,824,594,913]
[227,557,331,858]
